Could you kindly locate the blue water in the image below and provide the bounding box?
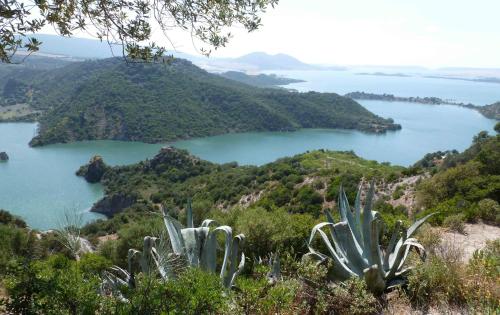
[173,101,496,166]
[0,123,164,230]
[270,70,500,105]
[0,72,497,229]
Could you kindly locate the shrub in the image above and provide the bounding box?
[476,198,500,225]
[415,223,442,256]
[224,207,315,259]
[392,185,405,200]
[2,255,109,314]
[443,214,466,234]
[407,242,465,308]
[234,276,303,314]
[295,259,380,315]
[121,268,228,314]
[321,278,381,315]
[463,239,500,312]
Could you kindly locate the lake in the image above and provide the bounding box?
[0,71,497,229]
[271,69,500,105]
[0,123,164,230]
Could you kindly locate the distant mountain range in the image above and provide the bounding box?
[19,34,344,72]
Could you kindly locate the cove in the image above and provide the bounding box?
[0,122,164,230]
[173,101,496,166]
[0,100,496,229]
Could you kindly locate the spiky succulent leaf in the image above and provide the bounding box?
[306,181,434,294]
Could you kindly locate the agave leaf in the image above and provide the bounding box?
[397,239,426,270]
[368,218,386,281]
[338,185,348,222]
[309,222,356,279]
[354,184,362,237]
[201,225,233,277]
[267,253,281,284]
[201,219,217,228]
[386,233,408,279]
[181,227,209,267]
[406,213,435,238]
[363,265,386,295]
[186,198,194,228]
[332,222,367,276]
[362,181,376,263]
[225,234,245,288]
[383,220,402,271]
[200,230,218,272]
[228,253,246,289]
[161,207,185,254]
[305,246,329,262]
[339,187,363,246]
[386,278,406,290]
[324,208,335,224]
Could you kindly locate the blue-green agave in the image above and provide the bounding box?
[102,201,245,299]
[306,182,433,294]
[161,201,246,289]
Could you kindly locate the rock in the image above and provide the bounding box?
[0,152,9,161]
[90,193,137,217]
[76,155,109,183]
[149,146,199,168]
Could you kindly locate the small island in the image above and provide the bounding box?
[356,72,412,78]
[0,152,9,161]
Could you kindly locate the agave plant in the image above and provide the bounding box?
[101,236,164,300]
[306,182,433,294]
[160,201,246,289]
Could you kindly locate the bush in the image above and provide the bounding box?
[407,242,465,308]
[218,207,315,259]
[443,214,466,234]
[321,278,381,315]
[2,255,110,314]
[392,185,405,200]
[296,259,380,315]
[463,239,500,312]
[234,275,302,314]
[415,223,442,256]
[476,198,500,225]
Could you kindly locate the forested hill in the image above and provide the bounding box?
[1,57,400,146]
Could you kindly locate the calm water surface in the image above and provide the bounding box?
[0,72,497,229]
[174,101,496,166]
[271,70,500,105]
[0,123,164,229]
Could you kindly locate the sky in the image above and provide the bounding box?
[45,0,500,68]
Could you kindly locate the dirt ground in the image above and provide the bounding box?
[440,223,500,262]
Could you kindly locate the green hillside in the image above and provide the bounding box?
[1,58,400,145]
[80,147,405,238]
[415,129,500,225]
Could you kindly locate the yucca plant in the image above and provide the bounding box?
[306,182,433,294]
[160,201,246,289]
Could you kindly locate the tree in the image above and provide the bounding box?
[495,122,500,134]
[0,0,278,63]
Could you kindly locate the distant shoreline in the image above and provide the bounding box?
[345,91,500,120]
[355,72,500,85]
